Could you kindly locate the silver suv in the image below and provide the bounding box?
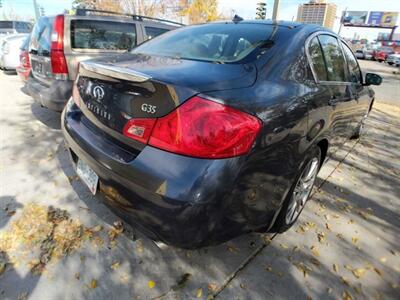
[26,9,181,112]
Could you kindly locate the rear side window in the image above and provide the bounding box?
[30,17,53,55]
[71,20,137,50]
[145,26,169,40]
[318,35,346,82]
[15,22,33,33]
[341,42,362,83]
[308,37,328,81]
[0,21,13,29]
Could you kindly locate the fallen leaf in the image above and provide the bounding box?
[265,266,273,272]
[310,257,320,267]
[351,237,359,245]
[325,223,332,231]
[17,292,28,300]
[75,273,80,280]
[343,290,354,300]
[227,243,238,253]
[196,288,203,298]
[379,257,387,263]
[111,261,120,270]
[279,243,289,249]
[240,283,247,289]
[172,273,192,290]
[326,287,332,293]
[317,232,326,243]
[333,264,339,272]
[373,267,383,277]
[90,279,97,289]
[310,246,320,257]
[6,210,15,217]
[352,268,366,279]
[341,276,350,286]
[208,282,218,292]
[148,280,156,289]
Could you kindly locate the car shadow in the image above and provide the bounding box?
[30,102,61,130]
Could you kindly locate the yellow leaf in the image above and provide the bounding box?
[111,261,120,270]
[310,246,320,257]
[379,257,387,263]
[90,279,97,289]
[325,223,332,231]
[265,266,273,272]
[351,237,359,244]
[196,288,203,298]
[208,283,218,292]
[341,276,350,286]
[148,280,156,289]
[352,268,366,279]
[342,290,354,300]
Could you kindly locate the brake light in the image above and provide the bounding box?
[123,97,261,158]
[123,119,156,144]
[51,15,68,78]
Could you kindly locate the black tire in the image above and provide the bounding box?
[388,62,393,65]
[271,146,321,233]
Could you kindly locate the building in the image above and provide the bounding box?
[297,0,337,29]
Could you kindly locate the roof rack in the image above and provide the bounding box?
[75,8,184,26]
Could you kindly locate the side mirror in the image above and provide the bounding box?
[364,73,382,86]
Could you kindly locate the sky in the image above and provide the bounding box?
[1,0,400,40]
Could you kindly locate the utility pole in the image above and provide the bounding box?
[338,7,347,36]
[32,0,40,20]
[272,0,280,21]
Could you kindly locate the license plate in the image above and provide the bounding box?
[76,159,99,195]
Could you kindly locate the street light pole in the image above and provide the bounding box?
[272,0,280,21]
[32,0,40,20]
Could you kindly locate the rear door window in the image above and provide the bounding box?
[29,17,53,55]
[318,35,347,82]
[15,22,33,33]
[71,20,137,50]
[308,36,328,81]
[144,26,169,40]
[341,42,362,83]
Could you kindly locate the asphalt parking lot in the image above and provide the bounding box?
[0,60,399,300]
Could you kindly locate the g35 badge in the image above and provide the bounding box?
[141,103,157,114]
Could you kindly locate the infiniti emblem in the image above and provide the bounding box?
[92,85,105,101]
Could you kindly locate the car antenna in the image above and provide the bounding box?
[232,15,244,23]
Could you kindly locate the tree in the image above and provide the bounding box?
[72,0,123,12]
[181,0,219,24]
[255,2,266,20]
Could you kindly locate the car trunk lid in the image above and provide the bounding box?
[76,54,257,151]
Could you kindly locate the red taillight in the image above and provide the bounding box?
[19,50,30,68]
[123,119,157,144]
[123,96,261,159]
[51,15,68,76]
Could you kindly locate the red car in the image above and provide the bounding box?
[373,46,394,62]
[16,35,31,82]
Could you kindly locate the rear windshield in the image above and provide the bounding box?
[132,23,274,63]
[21,35,31,51]
[29,17,53,55]
[0,21,13,29]
[71,20,137,50]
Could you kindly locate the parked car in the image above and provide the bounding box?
[16,35,31,81]
[27,9,181,112]
[0,20,33,35]
[373,46,394,62]
[62,20,382,248]
[354,49,372,60]
[386,53,400,67]
[0,34,29,73]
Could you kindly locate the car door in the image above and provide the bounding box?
[340,41,371,132]
[307,34,353,154]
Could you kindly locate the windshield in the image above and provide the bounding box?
[131,23,274,63]
[0,21,13,29]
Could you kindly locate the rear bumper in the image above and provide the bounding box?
[16,66,30,82]
[61,100,246,248]
[26,74,73,112]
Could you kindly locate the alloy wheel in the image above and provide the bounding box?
[285,157,319,225]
